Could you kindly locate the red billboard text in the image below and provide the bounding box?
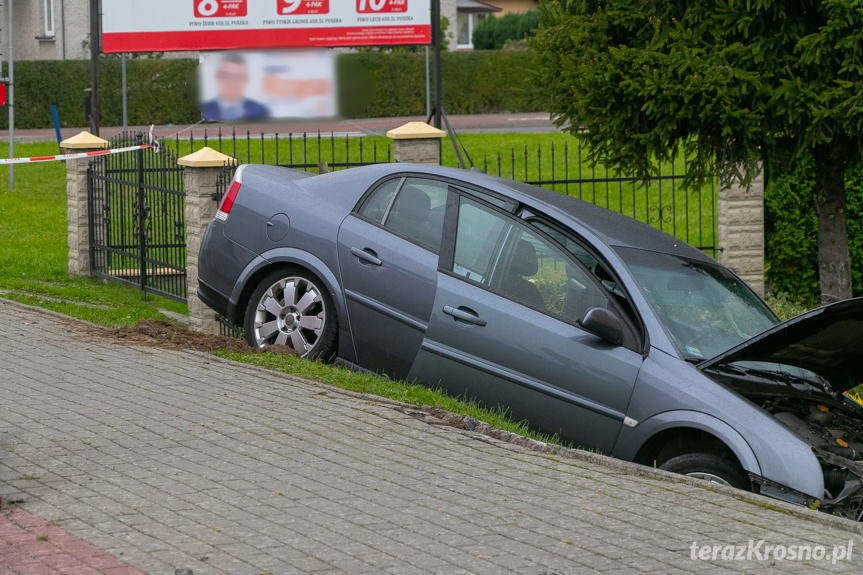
[356,0,407,13]
[194,0,248,18]
[278,0,329,15]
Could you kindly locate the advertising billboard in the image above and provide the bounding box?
[199,50,336,122]
[102,0,431,53]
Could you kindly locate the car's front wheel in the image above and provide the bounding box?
[659,453,751,490]
[244,269,337,360]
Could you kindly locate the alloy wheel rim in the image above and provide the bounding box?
[686,471,732,486]
[253,277,325,355]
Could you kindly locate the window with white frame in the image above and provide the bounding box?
[44,0,55,37]
[457,12,488,49]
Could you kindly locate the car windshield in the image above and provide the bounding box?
[615,247,778,361]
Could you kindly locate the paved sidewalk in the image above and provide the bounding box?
[0,299,861,574]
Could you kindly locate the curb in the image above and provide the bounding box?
[0,297,109,331]
[4,296,862,536]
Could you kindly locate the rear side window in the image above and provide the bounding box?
[384,178,449,252]
[358,178,401,223]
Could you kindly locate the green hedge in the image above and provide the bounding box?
[336,50,542,118]
[0,51,543,129]
[0,58,200,129]
[765,157,863,302]
[472,11,540,50]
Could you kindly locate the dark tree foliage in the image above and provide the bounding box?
[473,11,540,50]
[533,0,863,302]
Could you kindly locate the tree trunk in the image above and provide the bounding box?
[813,144,852,304]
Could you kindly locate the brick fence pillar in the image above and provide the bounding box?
[60,131,110,278]
[717,167,765,296]
[387,122,446,165]
[179,147,237,334]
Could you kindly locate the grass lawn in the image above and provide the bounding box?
[162,130,719,256]
[214,350,555,443]
[0,141,187,325]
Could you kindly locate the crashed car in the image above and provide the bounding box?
[196,163,863,517]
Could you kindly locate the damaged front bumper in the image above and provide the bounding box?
[747,473,820,508]
[813,447,863,519]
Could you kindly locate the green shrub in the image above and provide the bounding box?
[764,157,863,302]
[764,292,811,321]
[100,58,200,127]
[0,57,200,129]
[337,50,543,118]
[472,11,540,50]
[0,50,543,129]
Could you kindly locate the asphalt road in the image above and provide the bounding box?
[0,299,861,574]
[0,113,562,144]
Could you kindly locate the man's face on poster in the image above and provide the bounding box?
[216,60,249,105]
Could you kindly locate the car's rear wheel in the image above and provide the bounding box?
[658,453,751,490]
[244,269,337,360]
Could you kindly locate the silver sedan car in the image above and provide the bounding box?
[197,162,863,518]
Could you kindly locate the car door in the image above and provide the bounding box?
[337,176,449,379]
[409,193,644,451]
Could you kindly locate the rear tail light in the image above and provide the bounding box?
[215,166,245,222]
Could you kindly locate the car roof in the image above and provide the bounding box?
[333,163,713,262]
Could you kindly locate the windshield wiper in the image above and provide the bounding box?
[711,363,829,392]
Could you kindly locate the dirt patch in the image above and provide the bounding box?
[90,319,297,356]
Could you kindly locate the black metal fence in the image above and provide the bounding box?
[88,132,187,302]
[86,128,717,306]
[472,142,717,257]
[196,128,393,202]
[207,130,717,257]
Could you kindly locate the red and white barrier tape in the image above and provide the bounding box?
[0,144,157,166]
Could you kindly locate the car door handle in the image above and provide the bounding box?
[443,305,487,326]
[350,247,382,266]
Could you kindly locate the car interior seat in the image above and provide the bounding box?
[503,239,545,309]
[388,185,440,251]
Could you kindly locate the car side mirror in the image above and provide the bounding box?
[581,307,624,346]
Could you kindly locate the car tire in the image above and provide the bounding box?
[658,453,751,490]
[243,268,337,360]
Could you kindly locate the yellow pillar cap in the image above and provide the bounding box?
[60,131,110,149]
[178,146,238,167]
[386,122,446,140]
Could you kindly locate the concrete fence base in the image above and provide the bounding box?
[717,168,765,296]
[179,147,238,335]
[61,132,110,278]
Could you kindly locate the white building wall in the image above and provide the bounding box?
[0,0,90,61]
[0,0,193,62]
[440,0,457,50]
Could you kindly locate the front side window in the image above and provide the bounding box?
[453,196,608,323]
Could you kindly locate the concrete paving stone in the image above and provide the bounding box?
[3,300,863,573]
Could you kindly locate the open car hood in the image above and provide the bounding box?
[698,298,863,393]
